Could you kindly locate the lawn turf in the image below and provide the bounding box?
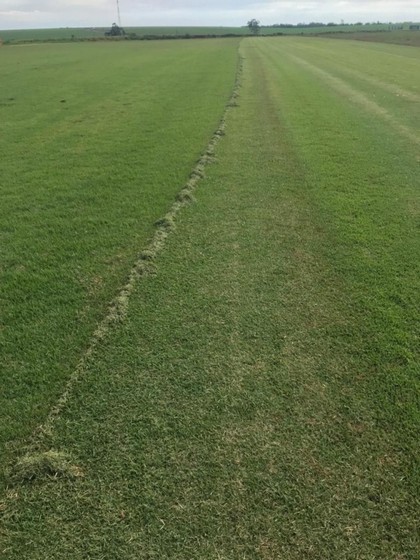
[1,36,419,558]
[0,38,240,491]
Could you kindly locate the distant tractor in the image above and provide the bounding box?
[105,23,125,37]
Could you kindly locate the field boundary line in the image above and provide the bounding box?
[4,52,244,485]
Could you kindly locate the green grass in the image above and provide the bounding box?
[1,36,419,558]
[0,38,240,492]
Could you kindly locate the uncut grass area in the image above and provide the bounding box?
[1,37,419,558]
[0,38,240,491]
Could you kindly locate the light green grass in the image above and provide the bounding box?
[0,38,240,492]
[1,37,418,558]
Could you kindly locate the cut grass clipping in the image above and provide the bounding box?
[11,451,83,484]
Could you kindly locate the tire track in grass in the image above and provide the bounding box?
[3,53,244,485]
[287,53,420,149]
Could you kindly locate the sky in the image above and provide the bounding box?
[1,1,420,30]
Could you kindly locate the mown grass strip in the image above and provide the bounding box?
[19,53,243,452]
[0,39,240,491]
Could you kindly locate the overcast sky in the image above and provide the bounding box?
[1,1,420,30]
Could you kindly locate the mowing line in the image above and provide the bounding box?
[325,65,420,104]
[290,42,420,103]
[288,53,420,148]
[8,53,244,470]
[279,41,420,103]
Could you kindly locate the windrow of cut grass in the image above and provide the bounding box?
[0,39,240,491]
[1,37,418,558]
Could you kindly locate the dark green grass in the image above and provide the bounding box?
[1,37,418,558]
[0,39,239,491]
[326,29,420,47]
[266,23,391,35]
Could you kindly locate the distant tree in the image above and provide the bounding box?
[105,23,125,37]
[247,19,261,35]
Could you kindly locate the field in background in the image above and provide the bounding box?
[1,36,419,558]
[0,23,402,43]
[0,26,245,42]
[327,29,420,47]
[0,38,240,492]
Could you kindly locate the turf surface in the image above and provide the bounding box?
[1,37,419,558]
[0,38,240,491]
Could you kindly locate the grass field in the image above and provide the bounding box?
[1,36,419,558]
